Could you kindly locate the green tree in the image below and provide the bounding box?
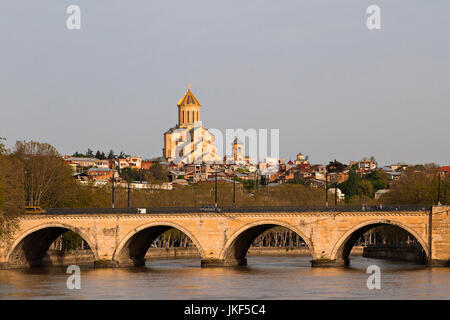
[118,151,128,158]
[338,169,362,199]
[72,151,85,157]
[61,231,83,250]
[107,150,116,159]
[0,138,5,154]
[289,178,305,185]
[382,170,439,205]
[243,180,255,191]
[120,167,146,182]
[147,162,168,182]
[86,148,94,158]
[358,180,374,197]
[365,170,389,191]
[327,160,347,173]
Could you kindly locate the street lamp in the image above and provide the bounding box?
[24,170,31,206]
[438,171,442,206]
[233,176,236,207]
[128,169,131,208]
[335,183,338,206]
[215,171,218,208]
[444,181,447,205]
[111,172,115,209]
[212,169,225,209]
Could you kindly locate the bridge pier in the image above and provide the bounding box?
[201,258,247,267]
[94,257,146,268]
[311,258,348,267]
[0,262,26,270]
[429,259,450,267]
[94,260,120,268]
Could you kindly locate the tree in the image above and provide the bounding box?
[289,178,305,185]
[327,160,347,173]
[147,162,168,182]
[120,167,143,182]
[358,180,374,197]
[72,151,85,157]
[382,170,439,205]
[61,231,83,250]
[118,151,128,159]
[338,169,362,199]
[107,150,116,159]
[365,170,389,192]
[0,138,5,154]
[93,150,107,160]
[14,141,78,207]
[0,138,23,238]
[424,163,439,169]
[86,148,94,158]
[243,180,255,191]
[369,156,378,167]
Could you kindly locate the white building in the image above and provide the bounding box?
[328,188,345,201]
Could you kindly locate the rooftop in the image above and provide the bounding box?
[87,168,116,172]
[66,157,99,162]
[177,89,201,107]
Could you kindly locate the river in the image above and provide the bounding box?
[0,256,448,299]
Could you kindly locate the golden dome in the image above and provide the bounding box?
[177,89,202,107]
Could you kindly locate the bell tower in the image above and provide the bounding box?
[177,84,202,126]
[233,138,244,162]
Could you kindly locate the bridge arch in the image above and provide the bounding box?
[7,222,98,268]
[219,220,315,266]
[113,221,205,267]
[330,219,429,266]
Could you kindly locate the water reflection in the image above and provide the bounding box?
[0,256,448,299]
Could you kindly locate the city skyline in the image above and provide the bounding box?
[1,1,449,166]
[1,1,450,303]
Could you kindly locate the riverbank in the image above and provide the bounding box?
[248,246,363,256]
[44,250,95,266]
[44,246,364,266]
[363,246,426,263]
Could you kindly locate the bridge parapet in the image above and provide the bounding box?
[43,205,431,215]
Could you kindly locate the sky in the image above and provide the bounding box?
[1,1,449,166]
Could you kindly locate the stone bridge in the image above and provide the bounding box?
[0,206,449,269]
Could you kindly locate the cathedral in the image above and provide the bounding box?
[163,87,222,164]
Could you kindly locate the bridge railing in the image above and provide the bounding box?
[42,205,431,215]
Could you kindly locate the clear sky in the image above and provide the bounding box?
[1,1,449,166]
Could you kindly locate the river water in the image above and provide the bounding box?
[0,256,448,299]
